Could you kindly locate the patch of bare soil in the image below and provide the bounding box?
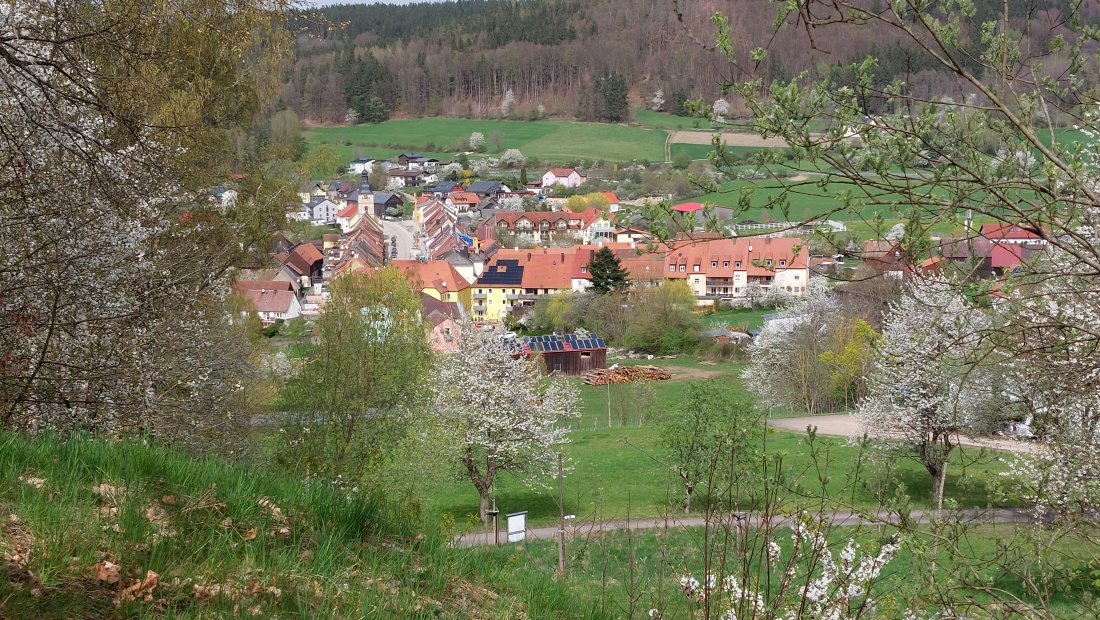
[664,366,726,381]
[668,130,793,148]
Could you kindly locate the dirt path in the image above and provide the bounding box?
[767,414,1040,455]
[668,130,793,148]
[454,507,1042,547]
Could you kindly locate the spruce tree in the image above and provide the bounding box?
[588,247,629,294]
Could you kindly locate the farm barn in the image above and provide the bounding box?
[521,333,607,376]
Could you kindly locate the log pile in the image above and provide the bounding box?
[583,365,672,386]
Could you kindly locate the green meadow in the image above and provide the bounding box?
[306,117,668,164]
[433,358,1018,528]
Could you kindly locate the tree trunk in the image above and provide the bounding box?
[684,486,693,513]
[931,463,947,511]
[480,489,490,524]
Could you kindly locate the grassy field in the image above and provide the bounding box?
[0,432,605,619]
[703,307,773,330]
[492,520,1095,620]
[433,358,1018,528]
[306,118,668,164]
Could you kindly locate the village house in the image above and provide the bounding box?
[238,287,302,325]
[392,259,473,311]
[471,259,524,322]
[541,168,586,188]
[664,237,810,300]
[486,208,605,244]
[466,180,510,198]
[421,293,463,352]
[348,157,375,174]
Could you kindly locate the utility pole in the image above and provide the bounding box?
[557,452,566,577]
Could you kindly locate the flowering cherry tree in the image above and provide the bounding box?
[432,326,580,521]
[857,279,992,509]
[0,0,291,447]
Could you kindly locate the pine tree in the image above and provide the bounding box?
[588,247,629,294]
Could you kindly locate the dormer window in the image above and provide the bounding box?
[693,265,699,272]
[679,265,686,272]
[669,265,675,272]
[734,261,741,268]
[779,259,786,267]
[723,261,729,268]
[765,259,772,267]
[581,267,587,273]
[711,261,717,268]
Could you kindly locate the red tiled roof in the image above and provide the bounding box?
[448,191,480,204]
[663,237,807,278]
[672,202,704,213]
[599,192,619,204]
[336,204,358,218]
[391,260,470,293]
[232,280,293,293]
[241,288,297,314]
[548,168,583,178]
[980,223,1046,241]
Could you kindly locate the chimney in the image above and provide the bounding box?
[561,252,565,263]
[765,237,771,244]
[630,241,636,249]
[527,252,532,261]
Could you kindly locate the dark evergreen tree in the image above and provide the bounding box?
[363,96,389,124]
[600,72,629,123]
[588,247,630,294]
[671,89,689,117]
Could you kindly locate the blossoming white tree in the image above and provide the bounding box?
[468,131,486,151]
[432,326,580,521]
[857,279,992,509]
[500,88,516,117]
[0,0,291,446]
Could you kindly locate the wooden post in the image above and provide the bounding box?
[557,452,566,577]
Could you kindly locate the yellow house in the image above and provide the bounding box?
[471,259,524,322]
[391,260,472,313]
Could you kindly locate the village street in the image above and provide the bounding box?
[383,218,416,260]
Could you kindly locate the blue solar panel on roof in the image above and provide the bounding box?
[595,338,605,347]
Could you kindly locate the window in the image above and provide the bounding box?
[794,275,800,280]
[669,265,675,272]
[693,265,699,272]
[581,267,586,273]
[765,259,772,267]
[488,300,493,305]
[735,287,741,293]
[779,259,786,267]
[679,265,686,272]
[478,288,483,294]
[723,261,729,268]
[511,289,516,294]
[711,261,717,268]
[580,351,591,358]
[734,261,741,268]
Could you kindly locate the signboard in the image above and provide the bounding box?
[506,511,527,543]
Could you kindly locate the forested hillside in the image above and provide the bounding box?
[282,0,1087,123]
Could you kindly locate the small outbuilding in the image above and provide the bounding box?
[521,333,607,376]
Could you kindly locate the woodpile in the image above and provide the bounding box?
[583,365,672,386]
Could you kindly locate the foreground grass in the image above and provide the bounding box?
[0,433,607,619]
[503,521,1096,619]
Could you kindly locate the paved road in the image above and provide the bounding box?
[383,218,416,261]
[766,414,1040,454]
[455,507,1044,547]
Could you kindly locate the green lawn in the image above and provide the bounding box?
[704,307,772,329]
[305,118,668,164]
[632,108,716,131]
[432,359,1017,527]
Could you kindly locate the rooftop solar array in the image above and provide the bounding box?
[477,259,524,285]
[522,333,605,351]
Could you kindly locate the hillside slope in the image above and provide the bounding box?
[0,433,602,619]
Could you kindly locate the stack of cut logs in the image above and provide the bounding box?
[583,365,672,386]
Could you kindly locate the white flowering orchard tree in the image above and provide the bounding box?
[500,88,516,117]
[857,280,992,509]
[0,0,292,446]
[432,327,580,521]
[743,279,838,415]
